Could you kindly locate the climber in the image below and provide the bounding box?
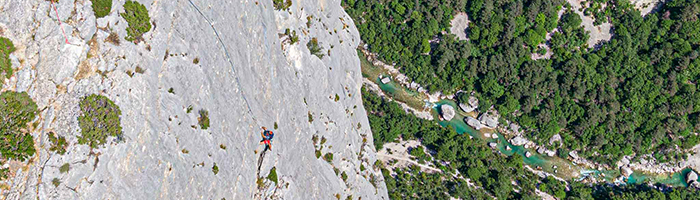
[260,127,275,151]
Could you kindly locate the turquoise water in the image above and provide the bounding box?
[627,168,692,187]
[373,78,696,187]
[376,77,399,94]
[432,100,547,166]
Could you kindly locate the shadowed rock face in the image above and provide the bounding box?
[0,0,388,199]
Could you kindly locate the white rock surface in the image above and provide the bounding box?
[449,13,470,41]
[688,170,698,184]
[621,166,633,177]
[465,116,484,130]
[478,113,498,128]
[381,77,391,84]
[525,151,532,158]
[440,104,455,121]
[510,136,529,146]
[0,0,388,199]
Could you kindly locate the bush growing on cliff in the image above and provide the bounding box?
[48,132,68,155]
[198,109,210,129]
[0,91,38,162]
[307,38,324,59]
[91,0,112,18]
[77,94,123,148]
[0,37,16,83]
[273,0,292,11]
[267,167,278,184]
[121,0,151,43]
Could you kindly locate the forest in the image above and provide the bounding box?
[345,0,700,165]
[363,88,700,199]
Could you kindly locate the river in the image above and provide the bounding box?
[359,49,694,187]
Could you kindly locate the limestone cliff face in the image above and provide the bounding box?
[0,0,388,199]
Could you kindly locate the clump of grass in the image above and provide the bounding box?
[324,153,334,163]
[272,0,292,10]
[307,38,324,59]
[274,122,278,130]
[312,135,318,144]
[193,57,199,64]
[0,91,38,161]
[52,178,61,187]
[167,88,174,94]
[59,163,70,173]
[91,0,112,18]
[134,66,145,74]
[256,177,265,189]
[315,150,322,159]
[212,163,219,175]
[267,167,278,185]
[219,144,226,150]
[0,37,16,83]
[181,149,189,154]
[284,29,299,45]
[307,112,313,123]
[105,32,120,45]
[341,171,348,182]
[186,105,193,113]
[121,1,151,43]
[334,94,340,102]
[48,132,68,155]
[320,137,327,145]
[198,109,210,129]
[77,94,122,148]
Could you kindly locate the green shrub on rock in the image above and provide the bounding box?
[77,94,122,148]
[0,91,38,162]
[48,132,68,155]
[121,1,151,43]
[91,0,112,18]
[273,0,292,11]
[198,109,209,129]
[0,37,16,83]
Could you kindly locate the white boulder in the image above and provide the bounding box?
[688,170,698,184]
[465,117,484,130]
[440,104,456,121]
[381,77,391,84]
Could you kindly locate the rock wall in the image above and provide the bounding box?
[0,0,388,199]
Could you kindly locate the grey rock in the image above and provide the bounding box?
[545,150,556,157]
[491,134,498,139]
[510,136,529,146]
[0,0,389,199]
[505,145,511,151]
[488,142,497,148]
[478,113,498,128]
[688,170,698,184]
[381,77,390,84]
[458,103,476,113]
[537,147,545,154]
[621,166,633,177]
[549,134,562,145]
[569,151,579,160]
[465,116,484,130]
[525,151,532,158]
[440,104,455,121]
[509,123,521,134]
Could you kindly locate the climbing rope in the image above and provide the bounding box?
[50,0,70,44]
[187,0,260,127]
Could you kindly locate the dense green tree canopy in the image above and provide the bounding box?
[347,0,700,165]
